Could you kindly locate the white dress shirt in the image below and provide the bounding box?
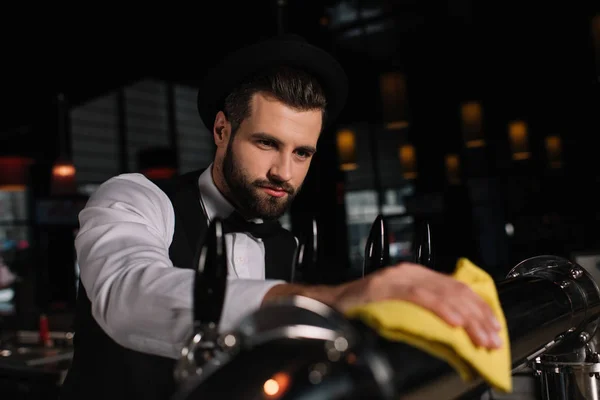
[75,164,287,360]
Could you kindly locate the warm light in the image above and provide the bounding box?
[142,167,177,180]
[461,102,485,147]
[465,139,485,148]
[52,163,76,178]
[545,135,563,168]
[380,72,409,130]
[445,154,461,185]
[263,379,279,396]
[0,184,26,192]
[336,129,358,171]
[512,152,530,161]
[263,372,290,398]
[0,156,33,189]
[461,102,482,129]
[386,121,409,130]
[51,160,77,195]
[340,163,358,171]
[508,120,530,160]
[399,144,417,179]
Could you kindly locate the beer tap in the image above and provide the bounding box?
[413,220,434,268]
[363,214,390,277]
[174,217,232,383]
[192,218,227,343]
[291,217,318,283]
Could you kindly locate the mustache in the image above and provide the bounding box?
[253,180,294,194]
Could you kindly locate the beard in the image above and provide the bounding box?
[222,142,300,220]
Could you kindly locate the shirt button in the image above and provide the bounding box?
[235,256,244,263]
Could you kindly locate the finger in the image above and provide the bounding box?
[438,296,491,348]
[405,287,465,327]
[464,287,501,331]
[416,286,498,349]
[446,282,503,348]
[449,289,496,336]
[463,318,494,348]
[456,282,503,339]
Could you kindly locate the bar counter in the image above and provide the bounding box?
[0,330,73,400]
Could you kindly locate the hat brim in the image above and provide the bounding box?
[197,36,348,133]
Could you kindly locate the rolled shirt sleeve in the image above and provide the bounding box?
[75,173,283,359]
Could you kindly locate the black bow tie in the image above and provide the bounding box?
[222,211,282,239]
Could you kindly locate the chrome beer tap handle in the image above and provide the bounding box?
[413,220,434,268]
[174,218,230,383]
[363,214,390,277]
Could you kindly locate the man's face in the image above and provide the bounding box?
[221,93,322,220]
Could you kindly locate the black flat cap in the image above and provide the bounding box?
[197,34,348,133]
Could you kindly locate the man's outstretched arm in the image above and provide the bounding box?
[262,262,503,349]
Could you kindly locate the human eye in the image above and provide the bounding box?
[257,139,275,148]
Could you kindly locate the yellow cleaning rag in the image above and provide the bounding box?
[345,257,512,393]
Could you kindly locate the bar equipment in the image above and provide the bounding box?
[171,213,600,400]
[173,217,230,384]
[363,214,390,276]
[292,217,318,283]
[412,221,433,268]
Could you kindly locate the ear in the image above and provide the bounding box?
[213,111,230,148]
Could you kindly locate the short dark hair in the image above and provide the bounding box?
[223,65,328,134]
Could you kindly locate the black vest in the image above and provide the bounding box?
[60,169,298,400]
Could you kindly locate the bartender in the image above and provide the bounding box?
[60,34,502,400]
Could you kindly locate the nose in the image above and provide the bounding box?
[268,152,293,183]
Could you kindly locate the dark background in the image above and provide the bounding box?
[0,0,599,310]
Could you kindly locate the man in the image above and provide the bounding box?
[61,34,502,400]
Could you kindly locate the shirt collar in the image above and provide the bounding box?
[197,164,234,223]
[197,164,264,224]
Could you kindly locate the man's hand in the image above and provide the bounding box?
[334,262,503,349]
[263,262,503,349]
